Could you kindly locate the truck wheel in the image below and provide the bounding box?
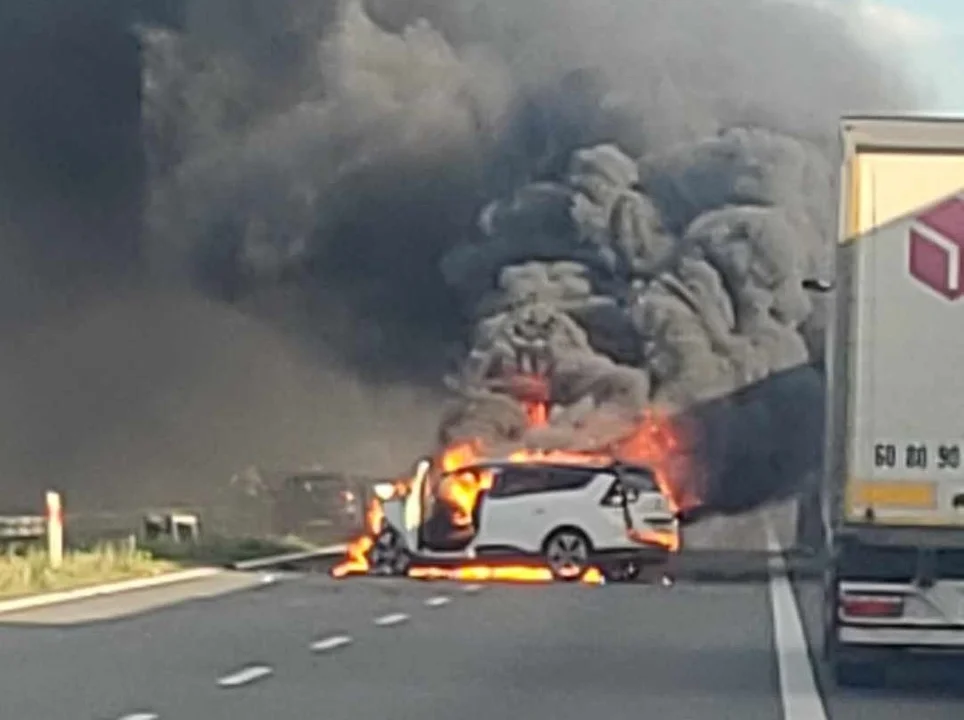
[821,595,835,660]
[832,657,885,688]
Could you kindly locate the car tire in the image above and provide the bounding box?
[368,526,411,577]
[543,528,593,581]
[602,560,641,582]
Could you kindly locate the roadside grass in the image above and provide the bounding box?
[141,533,319,566]
[0,543,177,600]
[0,532,337,601]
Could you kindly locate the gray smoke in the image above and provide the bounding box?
[139,0,919,513]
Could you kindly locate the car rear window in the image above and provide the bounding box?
[619,468,658,493]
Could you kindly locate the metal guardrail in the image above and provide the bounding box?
[0,515,46,541]
[59,471,380,547]
[230,544,348,571]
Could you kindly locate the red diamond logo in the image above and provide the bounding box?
[909,195,964,300]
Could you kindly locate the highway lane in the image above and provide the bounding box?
[0,550,960,719]
[0,566,781,720]
[209,577,783,720]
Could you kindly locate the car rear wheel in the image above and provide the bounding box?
[368,527,411,577]
[543,528,592,581]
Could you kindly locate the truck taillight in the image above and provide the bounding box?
[840,592,905,618]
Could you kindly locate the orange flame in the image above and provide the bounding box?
[629,528,681,553]
[612,408,693,514]
[525,400,549,427]
[330,496,384,578]
[331,403,693,582]
[408,564,603,585]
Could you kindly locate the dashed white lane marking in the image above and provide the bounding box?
[217,664,274,688]
[462,583,483,594]
[373,612,410,627]
[765,520,829,720]
[117,713,159,720]
[310,635,353,652]
[424,595,451,608]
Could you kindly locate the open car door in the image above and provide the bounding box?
[616,465,678,550]
[396,458,429,551]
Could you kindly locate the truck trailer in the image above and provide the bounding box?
[823,115,964,686]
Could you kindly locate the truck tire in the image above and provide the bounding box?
[832,656,886,688]
[825,604,887,688]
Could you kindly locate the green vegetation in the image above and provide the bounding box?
[141,534,317,566]
[0,543,177,600]
[0,533,326,601]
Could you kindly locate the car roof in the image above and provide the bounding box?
[443,458,653,475]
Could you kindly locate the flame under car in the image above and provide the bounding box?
[365,458,680,582]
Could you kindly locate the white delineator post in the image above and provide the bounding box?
[45,491,63,569]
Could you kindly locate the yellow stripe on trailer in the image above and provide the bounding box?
[847,480,938,510]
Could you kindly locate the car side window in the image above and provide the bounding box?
[489,467,550,498]
[618,467,658,494]
[489,466,595,498]
[544,467,596,492]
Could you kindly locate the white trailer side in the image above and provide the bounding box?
[823,115,964,687]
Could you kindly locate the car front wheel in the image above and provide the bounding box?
[543,528,592,581]
[368,526,411,577]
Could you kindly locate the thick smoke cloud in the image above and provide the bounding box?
[136,0,919,515]
[0,0,917,510]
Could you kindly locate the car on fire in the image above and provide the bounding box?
[364,456,680,581]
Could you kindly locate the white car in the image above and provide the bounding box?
[365,457,681,581]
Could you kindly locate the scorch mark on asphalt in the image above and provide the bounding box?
[373,612,410,627]
[217,664,274,688]
[765,521,828,720]
[310,635,353,652]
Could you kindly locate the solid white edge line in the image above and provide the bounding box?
[217,664,274,688]
[373,612,410,626]
[310,635,353,652]
[424,595,451,607]
[765,519,829,720]
[0,567,223,616]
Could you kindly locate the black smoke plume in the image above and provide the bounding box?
[0,0,917,511]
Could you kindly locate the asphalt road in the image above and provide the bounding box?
[0,521,961,719]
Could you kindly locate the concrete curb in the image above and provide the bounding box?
[0,566,224,616]
[0,544,349,616]
[229,543,347,571]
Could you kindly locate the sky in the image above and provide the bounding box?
[845,0,964,111]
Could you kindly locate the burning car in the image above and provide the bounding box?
[348,454,680,582]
